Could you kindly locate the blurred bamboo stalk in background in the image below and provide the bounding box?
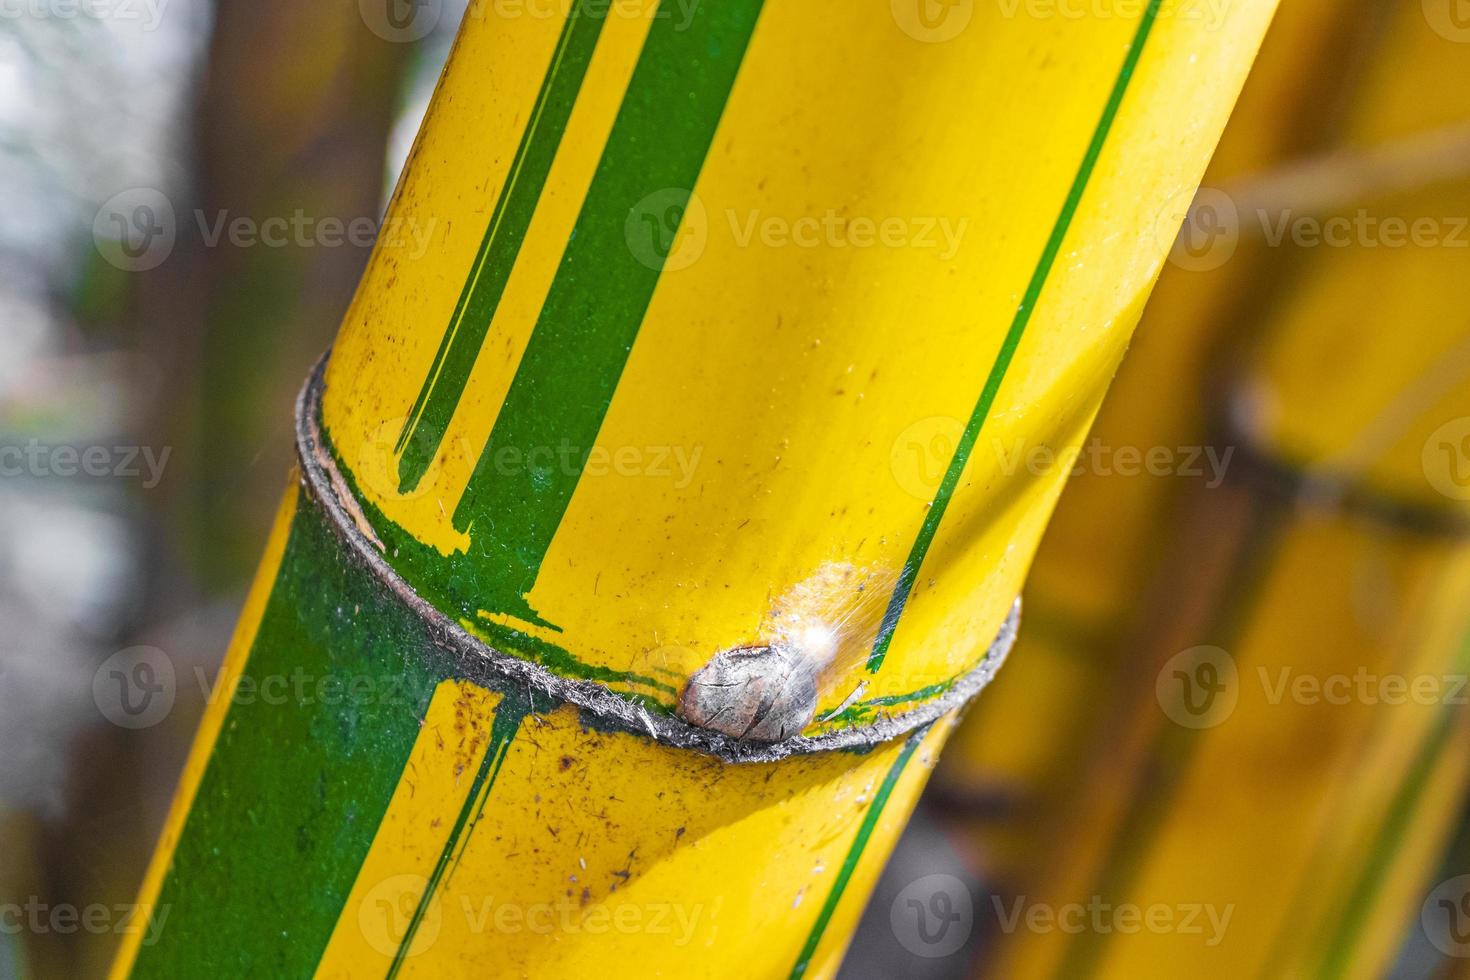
[110,0,1277,975]
[931,0,1376,880]
[42,5,415,976]
[951,3,1470,977]
[1,811,53,980]
[141,0,412,591]
[1402,804,1470,977]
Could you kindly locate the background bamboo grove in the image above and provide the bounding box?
[1,0,1468,978]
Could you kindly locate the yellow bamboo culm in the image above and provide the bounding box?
[112,0,1276,976]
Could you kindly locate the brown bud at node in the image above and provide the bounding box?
[678,645,818,743]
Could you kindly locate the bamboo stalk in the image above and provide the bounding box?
[112,0,1276,974]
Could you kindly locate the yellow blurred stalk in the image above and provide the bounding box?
[934,0,1375,868]
[950,3,1470,977]
[1406,804,1470,977]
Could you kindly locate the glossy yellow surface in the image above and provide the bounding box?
[322,0,1277,718]
[313,683,954,978]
